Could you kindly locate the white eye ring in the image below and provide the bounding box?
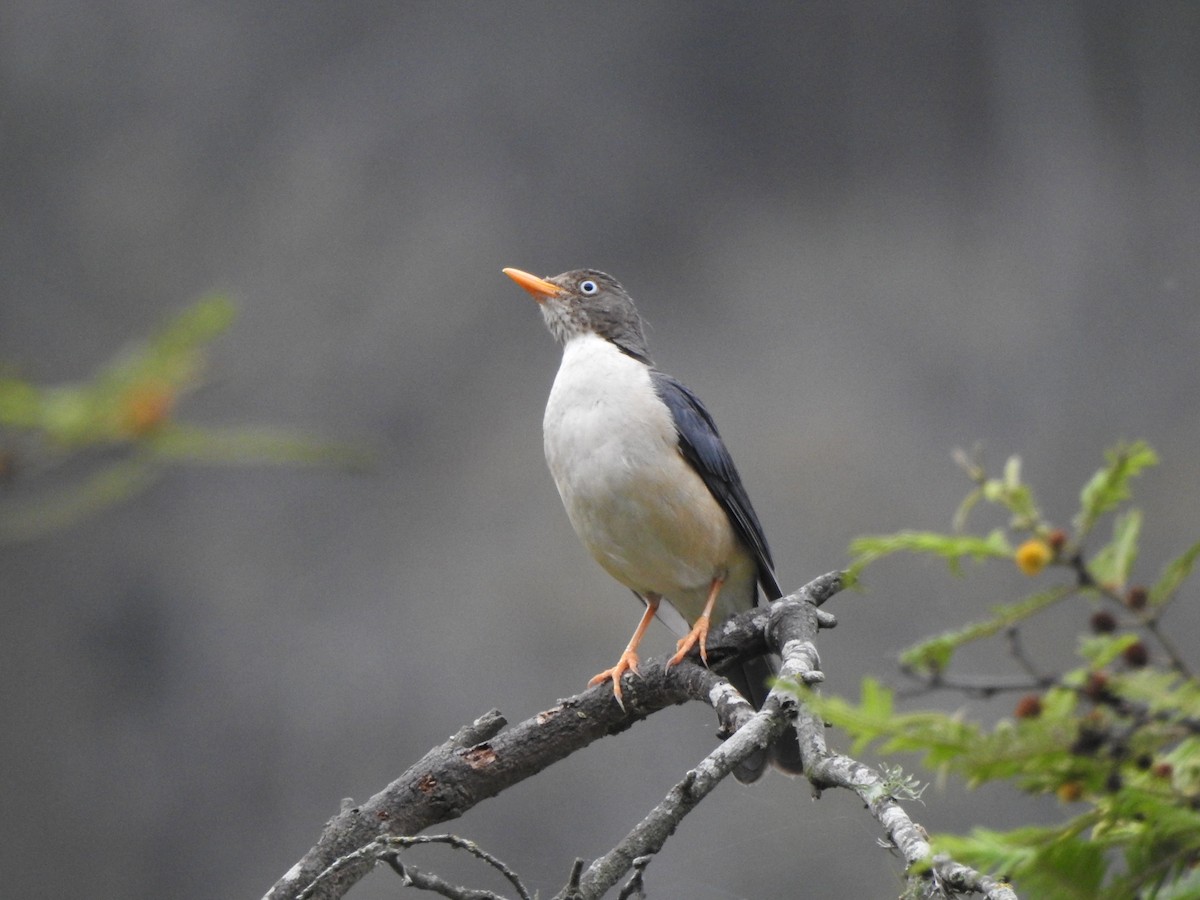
[579,279,598,295]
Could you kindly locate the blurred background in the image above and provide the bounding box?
[3,3,1199,897]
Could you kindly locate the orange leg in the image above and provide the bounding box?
[667,576,725,669]
[589,594,660,708]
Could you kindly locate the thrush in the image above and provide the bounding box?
[504,266,800,781]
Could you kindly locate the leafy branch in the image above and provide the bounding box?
[827,441,1199,897]
[0,296,366,541]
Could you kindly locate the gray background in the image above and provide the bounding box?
[3,3,1199,898]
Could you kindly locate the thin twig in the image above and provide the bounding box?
[895,672,1050,700]
[301,833,532,900]
[383,855,507,900]
[1140,617,1193,678]
[615,856,652,900]
[1006,627,1051,683]
[388,836,533,900]
[296,839,383,900]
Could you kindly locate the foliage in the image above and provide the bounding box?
[814,442,1200,898]
[0,296,366,540]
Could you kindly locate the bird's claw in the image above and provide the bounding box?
[667,614,711,669]
[589,650,642,709]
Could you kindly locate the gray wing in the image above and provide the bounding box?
[649,370,783,601]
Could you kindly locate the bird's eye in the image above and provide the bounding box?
[579,279,598,295]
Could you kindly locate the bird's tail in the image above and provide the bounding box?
[727,655,804,783]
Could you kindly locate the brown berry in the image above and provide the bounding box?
[1046,528,1068,552]
[1083,671,1110,701]
[1125,586,1148,611]
[1090,611,1117,634]
[1153,763,1174,780]
[1014,694,1043,719]
[1122,641,1149,668]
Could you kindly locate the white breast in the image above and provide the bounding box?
[543,334,757,624]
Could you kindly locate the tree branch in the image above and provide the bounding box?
[559,587,830,899]
[296,833,535,900]
[776,596,1019,900]
[266,571,1016,900]
[264,575,834,900]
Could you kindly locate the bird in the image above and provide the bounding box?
[503,266,799,781]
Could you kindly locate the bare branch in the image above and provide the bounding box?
[264,573,830,900]
[382,854,507,900]
[554,582,834,899]
[615,856,651,900]
[385,836,533,900]
[561,692,795,899]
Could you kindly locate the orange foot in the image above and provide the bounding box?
[589,650,641,708]
[667,613,711,668]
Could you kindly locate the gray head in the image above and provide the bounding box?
[503,267,651,364]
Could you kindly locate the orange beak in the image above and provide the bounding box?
[503,267,561,300]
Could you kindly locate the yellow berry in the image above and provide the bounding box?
[1015,539,1052,575]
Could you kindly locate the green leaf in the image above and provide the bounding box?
[847,528,1012,579]
[859,676,895,720]
[1,297,239,446]
[1102,786,1200,896]
[899,585,1073,673]
[1110,672,1200,721]
[900,634,957,674]
[1078,633,1140,669]
[935,825,1108,899]
[1150,539,1200,608]
[1089,508,1142,588]
[157,294,236,349]
[1001,455,1041,525]
[0,378,40,428]
[0,458,162,543]
[968,454,1043,530]
[144,424,371,469]
[1143,866,1200,900]
[39,385,101,444]
[1075,441,1158,537]
[951,485,983,533]
[102,294,236,391]
[1003,454,1022,490]
[793,679,980,760]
